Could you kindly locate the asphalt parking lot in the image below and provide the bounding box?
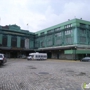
[0,59,90,90]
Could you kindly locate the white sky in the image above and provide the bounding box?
[0,0,90,32]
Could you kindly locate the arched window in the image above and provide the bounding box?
[20,37,25,48]
[2,35,7,47]
[11,36,17,47]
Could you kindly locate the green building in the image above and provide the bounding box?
[0,18,90,60]
[0,24,35,58]
[35,18,90,60]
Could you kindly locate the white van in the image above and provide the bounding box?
[27,52,47,60]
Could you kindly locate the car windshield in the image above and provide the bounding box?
[0,55,3,58]
[29,55,33,57]
[84,57,90,59]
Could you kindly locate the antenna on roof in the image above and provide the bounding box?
[80,18,82,19]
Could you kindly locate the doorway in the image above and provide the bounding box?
[10,51,17,58]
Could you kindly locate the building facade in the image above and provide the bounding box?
[0,18,90,59]
[35,18,90,60]
[0,24,35,58]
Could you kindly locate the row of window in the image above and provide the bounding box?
[64,24,72,29]
[80,23,90,29]
[46,27,61,34]
[37,23,90,36]
[55,37,72,45]
[2,35,29,48]
[55,32,62,37]
[40,30,72,38]
[46,30,72,37]
[80,23,86,27]
[35,36,73,48]
[40,24,72,35]
[39,28,90,37]
[2,36,18,47]
[35,55,47,58]
[38,23,90,36]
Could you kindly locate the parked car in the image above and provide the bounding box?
[0,54,7,65]
[81,57,90,62]
[27,55,32,60]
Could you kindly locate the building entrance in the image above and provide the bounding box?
[10,51,17,58]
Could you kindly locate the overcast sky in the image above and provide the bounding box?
[0,0,90,32]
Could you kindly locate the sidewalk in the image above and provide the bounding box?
[47,59,80,62]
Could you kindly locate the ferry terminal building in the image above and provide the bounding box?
[0,18,90,60]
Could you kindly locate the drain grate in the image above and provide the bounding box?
[77,72,86,76]
[28,66,37,69]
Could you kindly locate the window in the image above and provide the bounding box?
[64,24,72,29]
[47,30,51,33]
[65,30,72,35]
[35,34,38,37]
[35,39,40,48]
[46,35,53,46]
[20,37,25,48]
[47,40,53,46]
[79,36,86,43]
[0,55,3,58]
[65,36,72,44]
[55,39,62,45]
[11,36,17,47]
[88,25,90,29]
[54,27,60,32]
[69,24,72,27]
[41,41,44,47]
[80,29,86,34]
[55,32,62,37]
[40,32,44,35]
[2,35,7,47]
[48,41,52,46]
[47,30,54,33]
[80,23,86,27]
[35,41,39,48]
[64,25,67,29]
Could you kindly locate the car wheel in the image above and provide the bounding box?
[0,61,4,65]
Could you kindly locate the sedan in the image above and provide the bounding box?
[0,54,7,65]
[81,57,90,62]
